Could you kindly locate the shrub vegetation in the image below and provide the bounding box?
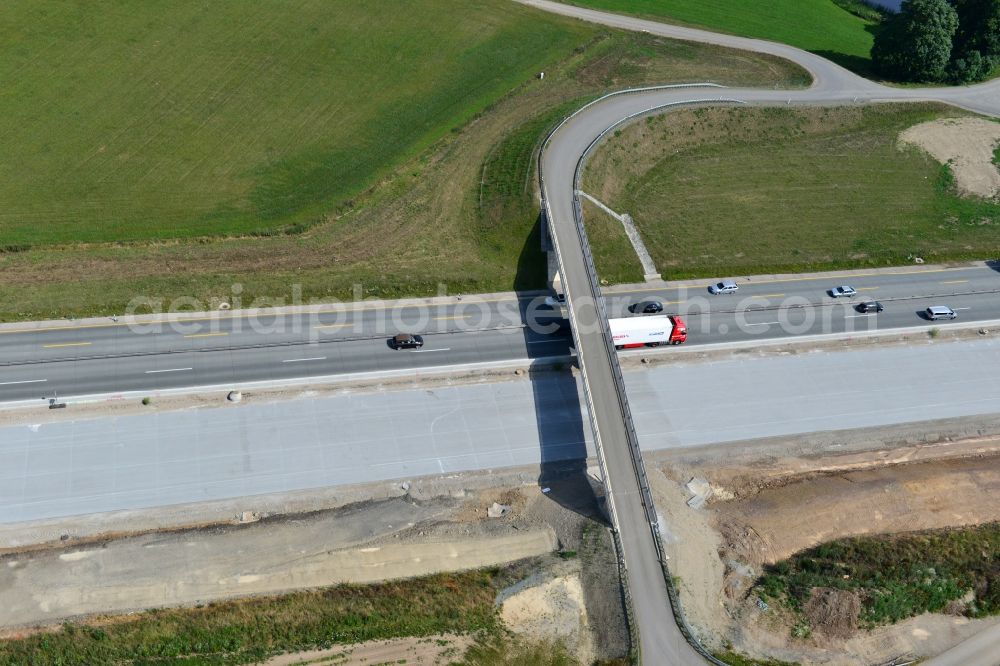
[0,570,504,665]
[755,522,1000,629]
[873,0,1000,82]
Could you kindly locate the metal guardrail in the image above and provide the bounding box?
[540,192,642,662]
[538,87,747,666]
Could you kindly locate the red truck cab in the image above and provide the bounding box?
[670,316,687,344]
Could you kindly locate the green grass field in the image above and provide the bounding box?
[0,3,809,320]
[583,104,1000,280]
[756,522,1000,629]
[563,0,879,73]
[0,0,592,245]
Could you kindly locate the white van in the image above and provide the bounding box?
[925,306,957,321]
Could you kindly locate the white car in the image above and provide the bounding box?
[709,280,739,295]
[828,285,857,298]
[925,305,956,320]
[544,293,566,307]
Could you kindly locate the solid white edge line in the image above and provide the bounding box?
[0,356,574,410]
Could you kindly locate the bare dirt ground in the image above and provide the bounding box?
[501,572,596,664]
[263,565,599,666]
[899,117,1000,199]
[649,431,1000,665]
[263,634,472,666]
[0,473,629,663]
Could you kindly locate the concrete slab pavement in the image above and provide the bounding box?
[6,338,1000,526]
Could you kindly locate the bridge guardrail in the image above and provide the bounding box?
[540,191,641,662]
[539,89,745,666]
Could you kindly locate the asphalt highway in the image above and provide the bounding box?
[0,303,570,402]
[618,264,1000,343]
[4,265,1000,402]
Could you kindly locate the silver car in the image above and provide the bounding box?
[828,285,857,298]
[709,280,739,295]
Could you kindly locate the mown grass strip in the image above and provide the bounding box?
[587,104,1000,282]
[0,1,592,246]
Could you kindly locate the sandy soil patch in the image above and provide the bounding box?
[501,573,595,664]
[649,439,1000,664]
[264,634,472,665]
[899,117,1000,198]
[714,456,1000,568]
[803,588,860,640]
[650,465,729,645]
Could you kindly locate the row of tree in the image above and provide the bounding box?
[872,0,1000,83]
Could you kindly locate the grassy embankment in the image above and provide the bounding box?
[754,522,1000,633]
[561,0,882,75]
[713,651,798,666]
[0,1,808,320]
[0,567,579,666]
[582,104,1000,282]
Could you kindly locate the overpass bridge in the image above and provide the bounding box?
[538,95,730,665]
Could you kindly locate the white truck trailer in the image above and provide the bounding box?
[608,315,687,349]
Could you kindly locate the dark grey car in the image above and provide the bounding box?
[391,333,424,349]
[629,300,663,314]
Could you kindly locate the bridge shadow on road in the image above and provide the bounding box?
[528,365,605,522]
[514,213,605,522]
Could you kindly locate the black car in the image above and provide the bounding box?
[855,301,884,314]
[629,300,663,314]
[391,333,424,349]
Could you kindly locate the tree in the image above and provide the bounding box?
[950,0,1000,59]
[948,48,993,82]
[872,0,959,82]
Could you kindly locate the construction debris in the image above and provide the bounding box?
[487,502,512,518]
[685,477,713,509]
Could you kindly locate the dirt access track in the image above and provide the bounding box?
[650,421,1000,665]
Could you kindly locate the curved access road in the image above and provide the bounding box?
[527,1,1000,664]
[521,0,1000,114]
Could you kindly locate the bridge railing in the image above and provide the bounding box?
[538,89,744,666]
